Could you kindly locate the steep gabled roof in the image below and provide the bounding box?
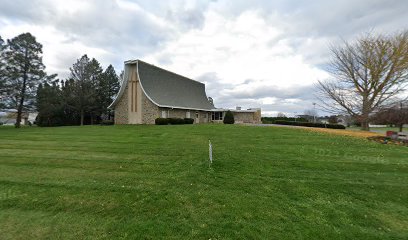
[109,60,215,111]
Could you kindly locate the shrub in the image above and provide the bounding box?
[184,118,194,124]
[100,120,114,125]
[155,118,169,125]
[223,110,235,124]
[261,117,309,124]
[274,120,346,129]
[167,118,185,125]
[156,117,195,125]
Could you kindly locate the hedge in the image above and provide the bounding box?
[167,118,185,125]
[274,120,346,129]
[184,118,194,124]
[100,120,114,125]
[155,118,195,125]
[262,117,308,124]
[155,118,169,125]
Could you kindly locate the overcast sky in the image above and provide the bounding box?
[1,0,408,116]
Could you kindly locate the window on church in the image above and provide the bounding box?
[211,112,223,120]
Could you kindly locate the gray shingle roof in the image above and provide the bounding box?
[109,60,215,110]
[137,60,214,110]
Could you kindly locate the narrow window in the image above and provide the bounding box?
[161,110,167,118]
[186,111,191,118]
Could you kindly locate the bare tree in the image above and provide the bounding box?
[317,31,408,130]
[303,109,317,122]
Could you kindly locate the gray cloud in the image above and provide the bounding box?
[0,0,56,23]
[196,71,318,115]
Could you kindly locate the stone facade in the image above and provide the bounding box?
[158,108,210,124]
[253,109,261,123]
[233,110,261,124]
[114,85,129,124]
[233,112,258,123]
[196,111,210,123]
[141,93,160,124]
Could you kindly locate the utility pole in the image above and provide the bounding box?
[313,103,316,123]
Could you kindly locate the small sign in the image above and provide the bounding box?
[209,140,213,166]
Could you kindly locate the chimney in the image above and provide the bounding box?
[208,97,214,105]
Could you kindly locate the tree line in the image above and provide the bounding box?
[0,33,120,127]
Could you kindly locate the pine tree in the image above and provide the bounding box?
[36,79,64,126]
[1,33,46,128]
[68,55,102,125]
[97,64,120,119]
[86,58,103,124]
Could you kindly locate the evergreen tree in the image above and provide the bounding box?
[68,55,102,125]
[86,58,103,123]
[97,64,120,118]
[1,33,46,128]
[61,78,81,125]
[36,79,64,126]
[223,110,235,124]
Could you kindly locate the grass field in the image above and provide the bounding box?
[0,125,407,239]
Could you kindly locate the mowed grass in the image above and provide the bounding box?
[0,125,407,239]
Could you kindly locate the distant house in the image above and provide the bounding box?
[0,110,37,125]
[109,60,261,124]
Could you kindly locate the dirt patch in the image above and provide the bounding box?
[367,136,408,146]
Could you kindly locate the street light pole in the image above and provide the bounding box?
[313,103,316,123]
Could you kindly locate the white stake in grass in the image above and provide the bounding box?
[209,140,213,167]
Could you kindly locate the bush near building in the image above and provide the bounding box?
[223,110,235,124]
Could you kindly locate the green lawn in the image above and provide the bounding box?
[0,125,407,239]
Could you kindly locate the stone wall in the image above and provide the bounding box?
[197,111,210,123]
[167,108,188,119]
[114,85,129,124]
[253,109,261,123]
[141,93,159,124]
[233,111,260,124]
[157,108,210,124]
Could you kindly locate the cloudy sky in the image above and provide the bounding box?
[1,0,407,116]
